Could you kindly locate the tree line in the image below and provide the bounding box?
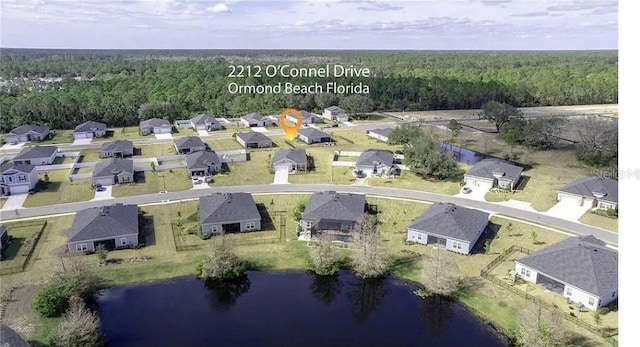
[0,50,617,132]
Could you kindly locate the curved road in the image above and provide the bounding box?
[0,184,617,245]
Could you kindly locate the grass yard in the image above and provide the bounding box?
[52,156,76,165]
[369,171,462,195]
[287,147,355,185]
[22,170,94,208]
[0,220,46,274]
[73,166,94,174]
[213,151,275,186]
[205,138,244,151]
[483,148,593,211]
[328,130,402,152]
[108,127,148,140]
[111,169,192,197]
[176,128,198,136]
[78,149,102,163]
[579,212,618,233]
[0,198,6,209]
[28,130,74,145]
[137,143,176,158]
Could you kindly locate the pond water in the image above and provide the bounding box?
[97,271,508,347]
[440,143,485,165]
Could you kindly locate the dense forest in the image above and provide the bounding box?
[0,49,617,131]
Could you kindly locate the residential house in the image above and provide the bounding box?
[0,324,31,347]
[191,114,222,131]
[515,235,618,311]
[174,136,207,154]
[4,124,50,143]
[236,132,272,148]
[199,192,262,234]
[366,128,394,142]
[67,203,139,253]
[322,106,348,122]
[73,121,107,139]
[272,149,307,173]
[299,191,366,240]
[186,150,221,177]
[464,158,523,191]
[406,203,489,255]
[100,140,134,158]
[297,128,333,144]
[12,146,58,165]
[139,118,172,135]
[0,163,38,196]
[241,113,270,127]
[286,110,322,125]
[92,158,134,187]
[0,225,9,252]
[557,177,618,210]
[354,149,400,177]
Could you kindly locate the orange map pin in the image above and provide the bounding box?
[279,108,303,140]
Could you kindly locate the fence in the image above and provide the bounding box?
[479,245,618,340]
[337,150,362,157]
[0,220,47,275]
[218,149,247,157]
[221,156,247,163]
[332,161,357,167]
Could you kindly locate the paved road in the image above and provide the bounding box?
[0,184,618,245]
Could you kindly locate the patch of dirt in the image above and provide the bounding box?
[0,284,43,338]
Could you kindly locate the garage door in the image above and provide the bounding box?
[558,193,582,206]
[74,133,91,139]
[10,184,30,194]
[467,178,493,190]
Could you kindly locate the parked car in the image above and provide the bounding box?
[94,183,104,192]
[9,141,18,145]
[194,179,203,185]
[355,171,366,179]
[462,187,472,194]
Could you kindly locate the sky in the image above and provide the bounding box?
[0,0,618,50]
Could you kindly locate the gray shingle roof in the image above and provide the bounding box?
[101,140,134,152]
[242,113,267,122]
[199,192,261,224]
[368,128,393,138]
[298,127,332,140]
[186,150,221,170]
[302,191,366,223]
[93,158,134,177]
[191,114,219,126]
[559,177,618,203]
[272,149,306,165]
[0,162,35,174]
[9,124,48,135]
[466,158,523,182]
[175,136,205,150]
[325,106,344,112]
[13,146,58,160]
[68,203,139,242]
[356,149,395,167]
[408,203,489,242]
[236,131,271,143]
[140,118,171,127]
[0,324,31,347]
[74,120,107,133]
[516,236,618,298]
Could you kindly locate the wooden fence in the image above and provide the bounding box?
[0,220,47,275]
[480,245,618,340]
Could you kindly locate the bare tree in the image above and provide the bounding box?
[352,215,390,279]
[515,302,568,347]
[575,116,618,166]
[56,253,100,302]
[422,249,461,296]
[200,236,246,280]
[309,235,342,276]
[55,296,103,347]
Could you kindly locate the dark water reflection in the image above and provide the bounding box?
[97,270,507,347]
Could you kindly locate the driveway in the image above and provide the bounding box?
[453,185,489,201]
[197,130,210,137]
[216,118,232,124]
[545,200,591,222]
[92,186,113,201]
[0,194,28,211]
[1,142,25,150]
[341,121,356,127]
[273,164,290,184]
[155,133,173,140]
[72,138,93,146]
[251,127,269,133]
[191,178,210,189]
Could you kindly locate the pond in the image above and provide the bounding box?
[441,142,486,165]
[97,271,508,347]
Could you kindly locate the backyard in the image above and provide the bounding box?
[22,170,94,208]
[579,211,618,233]
[212,151,275,186]
[111,169,193,197]
[204,138,244,151]
[137,143,176,158]
[0,220,47,275]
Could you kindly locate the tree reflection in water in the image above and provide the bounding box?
[347,276,390,323]
[310,273,343,305]
[203,275,251,311]
[419,295,454,336]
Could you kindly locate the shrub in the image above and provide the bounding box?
[199,232,213,240]
[33,285,69,317]
[597,307,611,315]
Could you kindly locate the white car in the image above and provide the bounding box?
[462,187,472,194]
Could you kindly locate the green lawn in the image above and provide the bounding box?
[204,138,244,151]
[138,143,176,158]
[579,211,618,233]
[369,171,462,195]
[111,169,192,197]
[22,170,94,208]
[108,127,149,140]
[213,151,275,186]
[78,149,102,163]
[0,198,6,209]
[288,147,355,185]
[26,130,74,145]
[52,156,76,165]
[0,220,46,274]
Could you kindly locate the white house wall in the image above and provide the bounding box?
[514,262,539,283]
[464,175,494,190]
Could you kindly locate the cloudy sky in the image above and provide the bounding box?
[1,0,618,49]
